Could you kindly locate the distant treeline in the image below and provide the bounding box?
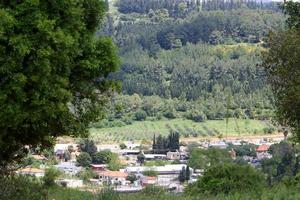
[102,8,284,55]
[116,0,279,16]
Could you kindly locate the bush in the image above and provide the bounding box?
[43,167,61,186]
[78,168,97,182]
[186,110,207,122]
[186,163,265,195]
[126,174,137,183]
[141,185,165,196]
[143,170,158,177]
[119,143,127,150]
[135,109,147,121]
[76,152,92,167]
[263,127,276,134]
[92,150,113,164]
[0,176,47,200]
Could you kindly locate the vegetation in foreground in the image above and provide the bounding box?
[2,176,300,200]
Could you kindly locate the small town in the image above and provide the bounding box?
[17,132,286,194]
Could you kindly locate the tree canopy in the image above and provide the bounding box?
[262,0,300,141]
[0,0,119,173]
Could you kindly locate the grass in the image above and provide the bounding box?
[90,118,273,143]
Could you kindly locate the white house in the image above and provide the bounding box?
[56,179,83,188]
[97,170,129,185]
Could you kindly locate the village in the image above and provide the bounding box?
[17,133,285,194]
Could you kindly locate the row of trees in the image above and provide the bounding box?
[152,132,180,153]
[116,0,279,16]
[77,139,121,170]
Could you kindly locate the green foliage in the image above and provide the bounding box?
[107,152,122,171]
[228,142,256,157]
[262,2,300,140]
[0,176,47,200]
[78,168,97,183]
[186,163,265,195]
[140,185,165,196]
[43,167,61,187]
[119,143,127,149]
[79,139,98,156]
[76,152,92,167]
[134,109,147,121]
[188,148,232,170]
[0,0,119,172]
[261,142,300,185]
[178,166,186,183]
[93,150,113,164]
[137,153,145,164]
[126,174,137,183]
[142,170,158,177]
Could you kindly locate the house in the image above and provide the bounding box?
[167,151,180,160]
[56,179,83,188]
[97,170,128,185]
[120,149,140,156]
[209,141,228,149]
[90,164,107,171]
[141,176,157,186]
[144,154,167,160]
[124,164,192,175]
[54,162,82,175]
[18,167,45,177]
[256,144,271,160]
[256,144,270,153]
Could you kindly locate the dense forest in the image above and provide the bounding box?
[95,0,285,127]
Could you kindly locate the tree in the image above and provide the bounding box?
[126,174,137,183]
[137,153,145,164]
[79,139,98,157]
[178,166,186,183]
[262,1,300,141]
[43,167,61,187]
[0,0,119,172]
[134,109,147,121]
[186,163,264,195]
[92,150,112,164]
[76,152,92,167]
[119,143,127,150]
[63,150,71,162]
[188,148,232,170]
[185,166,191,181]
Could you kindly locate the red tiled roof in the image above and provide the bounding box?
[256,144,270,152]
[98,170,128,178]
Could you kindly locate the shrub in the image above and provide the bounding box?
[143,170,158,177]
[186,163,265,195]
[43,167,61,187]
[140,185,165,196]
[0,176,47,200]
[76,152,92,167]
[135,109,147,121]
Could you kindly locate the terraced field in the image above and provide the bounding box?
[90,118,274,143]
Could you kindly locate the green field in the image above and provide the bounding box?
[90,118,274,143]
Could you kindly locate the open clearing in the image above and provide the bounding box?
[90,118,275,143]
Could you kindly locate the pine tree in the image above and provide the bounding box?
[186,166,191,181]
[178,166,186,183]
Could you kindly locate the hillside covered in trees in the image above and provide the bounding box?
[93,0,285,132]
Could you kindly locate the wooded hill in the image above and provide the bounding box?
[95,0,284,126]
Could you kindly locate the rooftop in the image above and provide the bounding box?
[98,170,128,178]
[256,144,270,152]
